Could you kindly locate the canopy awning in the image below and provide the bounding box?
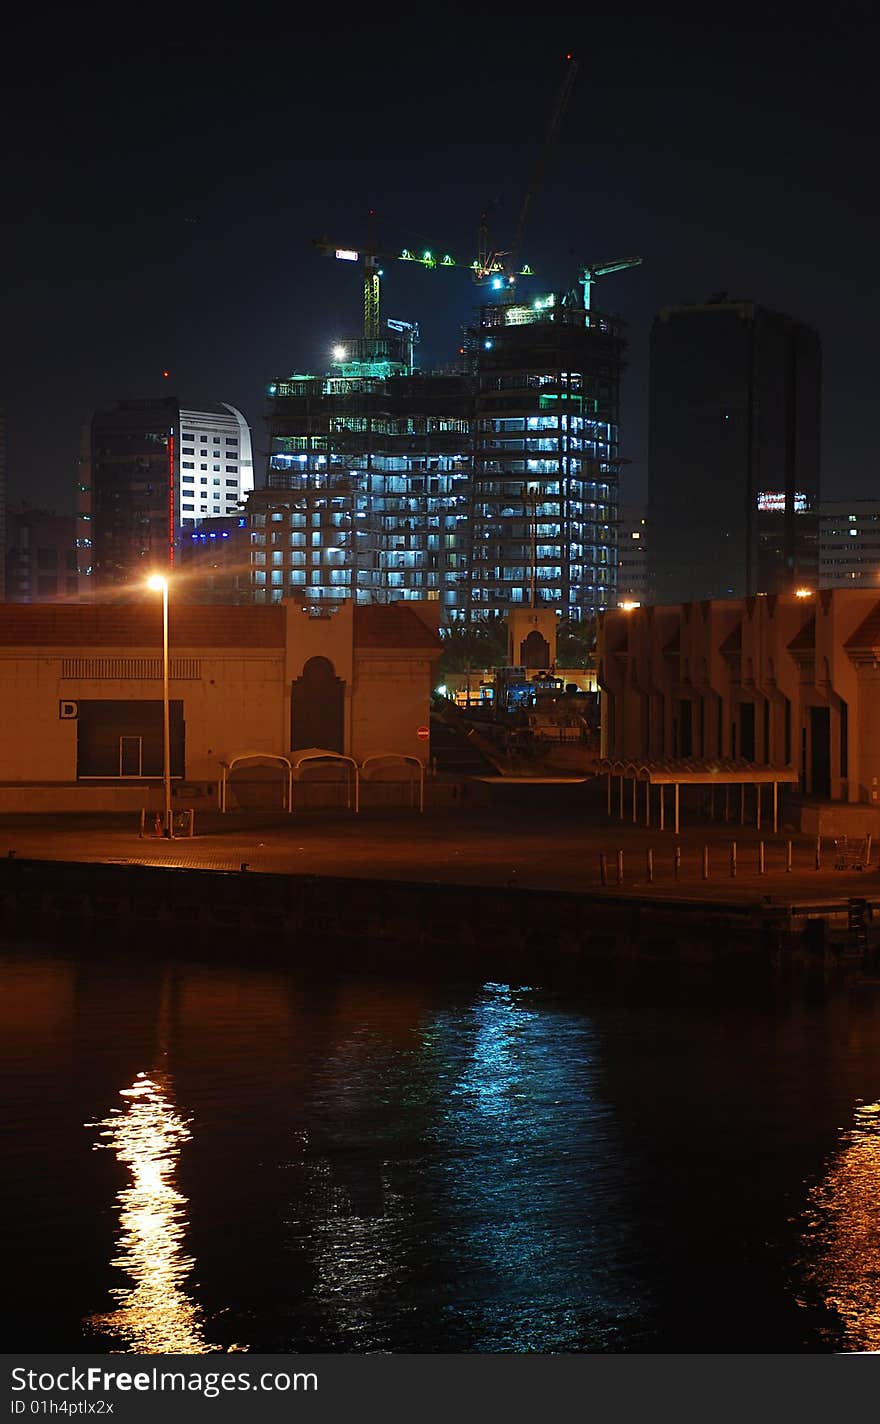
[218,752,294,812]
[288,748,360,813]
[361,753,425,812]
[597,757,798,832]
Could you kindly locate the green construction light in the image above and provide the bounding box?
[441,254,455,266]
[401,249,413,260]
[520,264,533,275]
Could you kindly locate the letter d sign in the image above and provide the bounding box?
[59,700,78,720]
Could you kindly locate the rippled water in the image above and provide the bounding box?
[3,943,880,1353]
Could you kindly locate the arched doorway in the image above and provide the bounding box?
[520,628,550,669]
[291,656,345,752]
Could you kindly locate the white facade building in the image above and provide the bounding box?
[178,403,254,525]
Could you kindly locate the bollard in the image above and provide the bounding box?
[786,840,792,873]
[702,844,709,879]
[646,848,654,883]
[815,836,822,871]
[600,852,608,887]
[730,841,737,878]
[617,850,624,885]
[674,846,681,881]
[758,841,765,875]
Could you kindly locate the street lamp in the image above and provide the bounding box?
[146,574,171,837]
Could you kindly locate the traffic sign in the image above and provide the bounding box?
[417,725,430,741]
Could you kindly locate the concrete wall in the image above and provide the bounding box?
[598,589,880,804]
[0,601,437,804]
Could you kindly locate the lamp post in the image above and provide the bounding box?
[147,574,171,837]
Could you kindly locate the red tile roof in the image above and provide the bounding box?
[353,604,441,650]
[0,604,285,648]
[0,601,442,652]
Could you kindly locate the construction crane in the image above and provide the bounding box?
[313,224,534,341]
[474,52,580,287]
[578,256,643,318]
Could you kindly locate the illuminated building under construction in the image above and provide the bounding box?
[466,287,626,619]
[262,281,628,621]
[262,331,472,614]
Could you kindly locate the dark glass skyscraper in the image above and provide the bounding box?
[647,299,821,604]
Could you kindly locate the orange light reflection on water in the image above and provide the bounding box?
[85,1071,216,1354]
[801,1101,880,1352]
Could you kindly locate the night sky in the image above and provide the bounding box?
[3,9,877,514]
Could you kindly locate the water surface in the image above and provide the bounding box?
[3,945,879,1352]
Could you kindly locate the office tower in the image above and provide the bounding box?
[4,503,79,602]
[819,499,880,587]
[465,293,624,621]
[617,505,647,604]
[87,398,254,590]
[647,299,821,604]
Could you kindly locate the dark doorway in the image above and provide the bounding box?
[77,700,184,778]
[676,699,693,757]
[291,657,345,752]
[810,706,831,798]
[739,702,756,762]
[520,629,550,669]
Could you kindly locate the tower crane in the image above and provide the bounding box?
[577,256,643,318]
[313,215,534,343]
[474,52,580,287]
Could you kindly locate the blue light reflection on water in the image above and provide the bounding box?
[3,946,880,1353]
[429,982,646,1351]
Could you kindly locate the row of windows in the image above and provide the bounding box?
[181,462,239,472]
[181,435,238,444]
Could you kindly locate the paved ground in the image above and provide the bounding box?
[1,794,877,906]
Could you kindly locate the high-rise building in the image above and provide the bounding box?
[647,299,821,605]
[819,499,880,588]
[263,284,625,621]
[617,505,647,605]
[85,398,253,590]
[465,294,624,621]
[5,503,79,602]
[264,340,471,612]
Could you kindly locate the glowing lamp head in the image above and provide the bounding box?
[147,574,168,593]
[332,345,347,362]
[619,600,641,612]
[795,587,813,598]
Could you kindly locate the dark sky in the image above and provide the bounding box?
[3,8,878,514]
